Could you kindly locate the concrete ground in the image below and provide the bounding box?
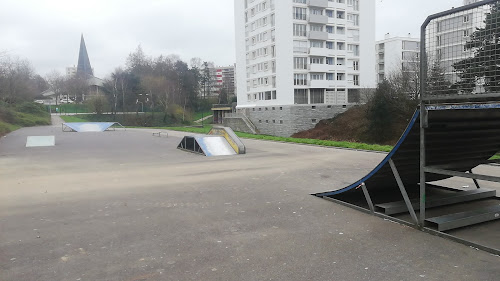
[0,118,499,281]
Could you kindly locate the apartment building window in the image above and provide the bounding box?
[337,42,345,50]
[337,73,345,80]
[336,57,345,65]
[293,40,308,53]
[337,11,345,19]
[337,26,345,34]
[310,8,323,15]
[326,41,334,49]
[294,57,308,69]
[326,26,334,33]
[353,75,359,86]
[326,10,334,18]
[326,73,334,80]
[402,41,419,50]
[271,14,275,26]
[294,89,308,104]
[347,14,359,26]
[326,57,334,65]
[293,7,307,20]
[294,74,308,85]
[271,45,276,57]
[310,57,324,64]
[353,60,359,70]
[310,40,324,48]
[464,15,470,22]
[348,44,359,56]
[293,0,307,3]
[349,0,359,11]
[310,89,324,104]
[310,73,324,80]
[293,24,307,36]
[310,24,323,32]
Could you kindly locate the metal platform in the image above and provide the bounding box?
[426,205,500,231]
[376,189,496,215]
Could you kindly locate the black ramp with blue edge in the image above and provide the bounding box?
[314,104,500,210]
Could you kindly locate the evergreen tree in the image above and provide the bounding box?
[427,61,453,95]
[453,2,500,93]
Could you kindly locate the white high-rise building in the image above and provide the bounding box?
[376,34,420,83]
[233,0,376,137]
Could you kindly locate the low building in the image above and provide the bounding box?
[376,34,420,83]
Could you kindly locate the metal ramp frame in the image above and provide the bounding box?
[315,0,500,255]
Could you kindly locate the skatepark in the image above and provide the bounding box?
[0,115,498,281]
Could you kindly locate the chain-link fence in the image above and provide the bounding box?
[421,0,500,101]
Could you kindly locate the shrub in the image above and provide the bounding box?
[15,102,47,116]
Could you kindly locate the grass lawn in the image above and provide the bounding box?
[58,114,496,155]
[159,125,393,152]
[492,154,500,160]
[192,111,213,122]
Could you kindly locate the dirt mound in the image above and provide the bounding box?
[292,105,410,146]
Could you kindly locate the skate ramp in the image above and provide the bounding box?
[62,122,124,132]
[177,135,237,156]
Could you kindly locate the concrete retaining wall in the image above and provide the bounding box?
[231,104,353,137]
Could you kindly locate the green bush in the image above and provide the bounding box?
[0,102,49,136]
[15,102,47,116]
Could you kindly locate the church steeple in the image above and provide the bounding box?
[76,34,93,77]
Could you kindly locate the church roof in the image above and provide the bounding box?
[76,34,93,77]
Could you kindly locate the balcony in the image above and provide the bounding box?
[310,64,335,73]
[294,47,309,54]
[310,80,337,88]
[308,14,328,24]
[309,47,332,56]
[309,31,328,40]
[328,33,346,41]
[308,0,328,8]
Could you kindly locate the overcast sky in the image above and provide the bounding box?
[1,0,466,79]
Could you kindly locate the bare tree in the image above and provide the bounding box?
[46,70,65,105]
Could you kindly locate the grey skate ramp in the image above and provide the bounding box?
[62,122,123,132]
[177,135,237,156]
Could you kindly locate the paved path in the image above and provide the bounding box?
[194,115,213,123]
[0,126,498,281]
[50,115,64,127]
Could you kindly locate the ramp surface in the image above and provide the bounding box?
[315,103,500,201]
[177,135,237,156]
[63,122,118,132]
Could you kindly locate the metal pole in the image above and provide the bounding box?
[419,19,428,227]
[360,183,375,214]
[389,159,419,225]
